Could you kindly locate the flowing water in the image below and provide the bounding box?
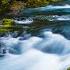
[1,5,70,70]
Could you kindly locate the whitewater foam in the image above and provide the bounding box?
[0,31,70,70]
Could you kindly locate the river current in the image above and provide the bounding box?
[1,5,70,70]
[0,30,70,70]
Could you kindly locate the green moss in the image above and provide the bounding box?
[0,18,24,36]
[0,18,15,35]
[2,18,15,27]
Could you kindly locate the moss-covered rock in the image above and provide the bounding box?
[0,18,24,36]
[2,18,15,27]
[0,19,15,36]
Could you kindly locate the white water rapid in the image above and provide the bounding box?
[0,31,70,70]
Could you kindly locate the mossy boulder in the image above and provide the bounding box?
[0,18,24,37]
[0,19,15,36]
[2,18,15,27]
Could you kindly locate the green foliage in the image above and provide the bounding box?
[0,0,9,15]
[67,67,70,70]
[1,0,9,5]
[26,0,49,7]
[0,0,64,15]
[26,0,63,7]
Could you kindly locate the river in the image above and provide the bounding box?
[0,5,70,70]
